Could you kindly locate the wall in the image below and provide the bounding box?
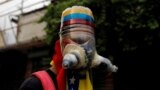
[17,9,46,43]
[0,31,5,47]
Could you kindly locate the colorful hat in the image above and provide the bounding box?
[60,6,95,34]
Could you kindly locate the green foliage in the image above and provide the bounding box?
[40,0,160,57]
[40,0,89,44]
[109,0,160,53]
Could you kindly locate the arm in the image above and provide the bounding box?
[19,76,43,90]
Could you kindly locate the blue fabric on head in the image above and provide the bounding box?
[63,13,94,23]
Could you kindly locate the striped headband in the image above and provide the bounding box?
[60,6,95,33]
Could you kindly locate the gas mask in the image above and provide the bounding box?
[59,6,118,72]
[59,24,95,68]
[59,24,117,72]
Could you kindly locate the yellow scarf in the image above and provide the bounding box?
[78,71,93,90]
[66,70,93,90]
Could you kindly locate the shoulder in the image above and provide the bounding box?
[19,76,43,90]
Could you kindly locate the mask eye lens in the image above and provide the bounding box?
[61,31,93,45]
[71,37,89,44]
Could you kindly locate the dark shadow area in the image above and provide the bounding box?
[111,30,159,90]
[0,49,27,90]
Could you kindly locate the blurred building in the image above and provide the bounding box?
[0,7,51,90]
[17,8,46,43]
[0,31,5,47]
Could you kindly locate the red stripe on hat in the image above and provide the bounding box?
[62,19,95,28]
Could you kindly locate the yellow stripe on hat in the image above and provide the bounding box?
[78,71,93,90]
[62,6,94,19]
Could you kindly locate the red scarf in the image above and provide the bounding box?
[52,40,66,90]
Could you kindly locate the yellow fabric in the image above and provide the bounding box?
[50,60,53,65]
[62,6,94,18]
[78,71,93,90]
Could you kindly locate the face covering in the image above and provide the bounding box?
[59,25,117,72]
[60,24,96,68]
[59,6,118,72]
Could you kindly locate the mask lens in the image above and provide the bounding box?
[61,31,94,45]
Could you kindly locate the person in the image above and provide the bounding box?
[19,40,60,90]
[19,6,117,90]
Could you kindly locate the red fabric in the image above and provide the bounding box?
[57,69,65,90]
[52,40,63,74]
[52,40,66,90]
[33,71,56,90]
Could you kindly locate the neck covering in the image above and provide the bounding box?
[52,40,66,90]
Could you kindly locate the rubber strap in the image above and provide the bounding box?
[33,70,56,90]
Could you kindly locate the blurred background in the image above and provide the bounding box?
[0,0,159,90]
